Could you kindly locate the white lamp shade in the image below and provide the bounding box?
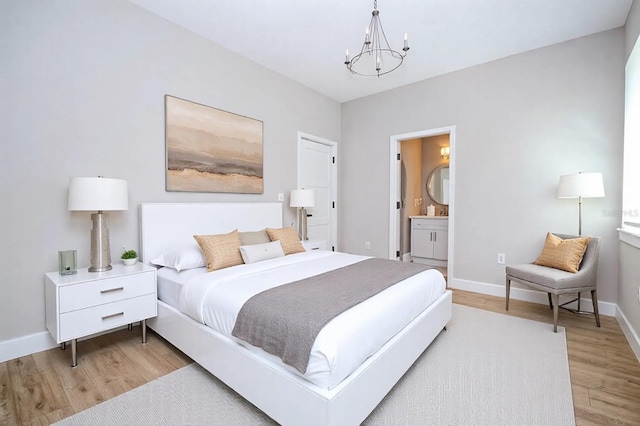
[290,189,315,208]
[557,172,605,199]
[68,177,129,211]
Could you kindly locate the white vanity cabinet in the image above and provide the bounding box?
[410,216,448,267]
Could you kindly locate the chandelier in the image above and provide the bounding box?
[344,0,409,77]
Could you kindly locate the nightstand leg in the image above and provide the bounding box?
[128,323,133,331]
[71,339,77,367]
[141,319,147,343]
[60,342,66,350]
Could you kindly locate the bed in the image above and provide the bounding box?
[141,202,452,426]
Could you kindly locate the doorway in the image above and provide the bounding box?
[389,126,455,275]
[297,132,338,251]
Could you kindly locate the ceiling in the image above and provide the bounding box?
[128,0,633,103]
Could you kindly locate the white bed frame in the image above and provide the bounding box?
[141,203,452,426]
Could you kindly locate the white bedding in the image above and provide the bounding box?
[157,267,202,309]
[170,251,445,390]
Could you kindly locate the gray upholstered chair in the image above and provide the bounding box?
[505,234,601,332]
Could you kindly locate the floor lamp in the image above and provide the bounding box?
[68,177,129,272]
[290,189,315,241]
[557,171,604,313]
[557,172,605,236]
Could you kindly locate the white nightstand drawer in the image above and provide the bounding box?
[302,240,327,251]
[58,293,157,341]
[59,272,155,313]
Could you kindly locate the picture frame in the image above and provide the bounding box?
[165,95,264,194]
[58,250,77,275]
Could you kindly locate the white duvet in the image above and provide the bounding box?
[178,250,446,390]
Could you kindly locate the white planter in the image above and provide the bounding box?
[122,257,138,266]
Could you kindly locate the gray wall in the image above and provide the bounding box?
[341,29,624,304]
[625,0,640,60]
[0,0,632,354]
[1,0,340,342]
[619,0,640,351]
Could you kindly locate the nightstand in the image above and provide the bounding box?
[302,240,328,251]
[44,262,157,367]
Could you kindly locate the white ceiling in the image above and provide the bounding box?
[128,0,632,103]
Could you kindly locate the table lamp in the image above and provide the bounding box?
[68,177,129,272]
[290,189,315,240]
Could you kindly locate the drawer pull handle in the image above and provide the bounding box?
[102,312,124,320]
[100,287,124,294]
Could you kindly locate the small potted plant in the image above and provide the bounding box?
[121,247,138,266]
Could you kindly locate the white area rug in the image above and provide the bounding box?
[55,305,575,425]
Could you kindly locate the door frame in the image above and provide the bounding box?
[297,131,338,251]
[389,126,456,273]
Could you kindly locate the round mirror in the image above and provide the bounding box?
[426,165,450,205]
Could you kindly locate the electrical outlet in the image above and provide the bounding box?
[277,193,284,201]
[638,287,640,303]
[365,241,371,250]
[497,253,505,264]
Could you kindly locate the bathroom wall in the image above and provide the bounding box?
[400,139,422,257]
[422,134,450,215]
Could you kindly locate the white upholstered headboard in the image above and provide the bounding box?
[140,203,283,264]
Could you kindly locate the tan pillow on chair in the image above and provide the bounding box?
[266,226,305,255]
[534,233,590,273]
[194,230,243,272]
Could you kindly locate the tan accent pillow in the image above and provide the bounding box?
[266,226,305,255]
[194,230,243,272]
[534,233,590,273]
[239,229,271,246]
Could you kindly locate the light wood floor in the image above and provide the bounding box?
[1,290,639,425]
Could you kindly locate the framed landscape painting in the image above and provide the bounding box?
[165,95,264,194]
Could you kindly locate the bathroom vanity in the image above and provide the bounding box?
[410,216,448,267]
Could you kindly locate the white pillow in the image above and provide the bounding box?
[151,245,206,271]
[239,241,285,264]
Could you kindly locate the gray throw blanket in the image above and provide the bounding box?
[231,258,431,374]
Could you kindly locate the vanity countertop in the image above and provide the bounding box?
[410,215,449,219]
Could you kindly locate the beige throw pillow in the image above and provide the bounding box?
[194,230,243,272]
[238,229,271,246]
[266,226,305,255]
[534,233,590,273]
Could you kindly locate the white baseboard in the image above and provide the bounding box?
[0,331,58,363]
[2,284,637,365]
[616,307,640,363]
[450,277,640,364]
[0,325,141,363]
[448,277,618,317]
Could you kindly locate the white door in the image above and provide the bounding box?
[298,133,337,251]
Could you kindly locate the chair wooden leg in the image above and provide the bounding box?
[547,293,553,309]
[591,289,601,328]
[551,293,560,333]
[505,277,511,311]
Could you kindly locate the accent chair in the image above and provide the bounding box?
[505,234,601,332]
